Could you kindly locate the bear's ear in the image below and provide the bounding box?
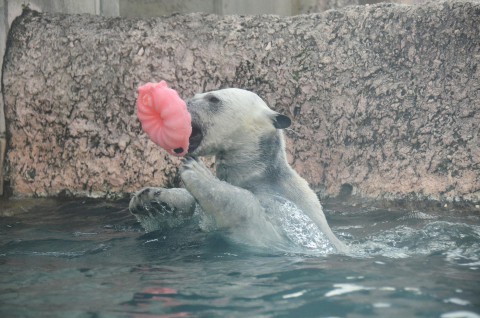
[272,113,291,129]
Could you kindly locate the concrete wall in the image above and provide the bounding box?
[2,1,479,207]
[0,0,119,195]
[0,0,427,196]
[118,0,345,17]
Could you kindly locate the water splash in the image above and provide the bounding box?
[275,198,335,254]
[345,220,480,264]
[194,204,216,232]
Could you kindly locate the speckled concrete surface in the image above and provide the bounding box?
[2,1,479,204]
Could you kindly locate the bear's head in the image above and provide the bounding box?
[186,88,291,157]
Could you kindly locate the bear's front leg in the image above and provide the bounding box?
[129,187,196,232]
[180,157,280,238]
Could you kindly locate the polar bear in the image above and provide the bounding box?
[129,88,346,253]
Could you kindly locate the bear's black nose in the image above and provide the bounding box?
[174,147,184,154]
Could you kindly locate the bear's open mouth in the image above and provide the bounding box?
[188,123,203,153]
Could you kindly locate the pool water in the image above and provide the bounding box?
[0,199,479,318]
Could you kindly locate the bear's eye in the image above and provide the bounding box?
[208,95,220,103]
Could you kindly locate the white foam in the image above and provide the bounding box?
[276,199,334,253]
[347,221,480,262]
[282,289,307,299]
[444,298,471,306]
[441,311,480,318]
[325,283,372,297]
[194,205,216,232]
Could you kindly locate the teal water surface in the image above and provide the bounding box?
[0,199,479,318]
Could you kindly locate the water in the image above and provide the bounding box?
[0,199,479,318]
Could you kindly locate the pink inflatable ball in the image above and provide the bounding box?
[137,81,192,157]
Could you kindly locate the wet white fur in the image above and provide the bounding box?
[130,88,346,252]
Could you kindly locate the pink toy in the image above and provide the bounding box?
[137,81,192,156]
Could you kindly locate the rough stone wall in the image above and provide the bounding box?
[303,0,360,12]
[2,1,479,204]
